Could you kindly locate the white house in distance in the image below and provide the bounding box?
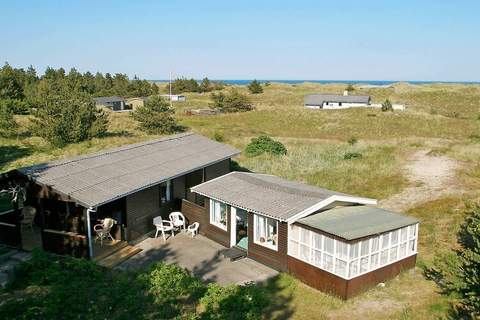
[160,94,186,102]
[304,91,405,111]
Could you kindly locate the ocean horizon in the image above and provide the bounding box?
[151,79,480,85]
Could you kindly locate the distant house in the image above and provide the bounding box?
[304,91,371,109]
[160,94,186,102]
[93,96,126,111]
[125,97,148,110]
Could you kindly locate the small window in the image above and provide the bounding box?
[300,244,310,261]
[391,230,399,246]
[323,254,334,272]
[381,233,390,249]
[254,214,278,250]
[361,240,370,256]
[300,228,310,244]
[336,241,348,260]
[360,257,369,273]
[371,236,379,252]
[350,242,359,259]
[313,250,322,267]
[289,240,298,257]
[409,225,417,238]
[290,225,299,241]
[349,260,359,277]
[400,227,408,242]
[380,250,389,265]
[210,200,228,230]
[159,180,172,205]
[324,237,334,255]
[389,247,398,262]
[335,259,347,277]
[313,233,322,250]
[371,253,379,268]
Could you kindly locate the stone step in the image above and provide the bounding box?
[97,246,142,268]
[221,247,247,262]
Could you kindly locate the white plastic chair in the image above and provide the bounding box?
[94,218,116,246]
[153,216,175,241]
[187,222,199,238]
[169,211,186,231]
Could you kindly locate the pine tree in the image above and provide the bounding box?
[0,101,18,137]
[247,79,263,94]
[131,96,178,134]
[381,99,393,112]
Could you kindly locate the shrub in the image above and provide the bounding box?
[343,152,363,160]
[427,202,480,318]
[30,90,108,146]
[381,99,393,112]
[213,131,224,142]
[245,135,287,157]
[211,89,254,113]
[0,101,18,137]
[247,79,263,94]
[199,283,268,320]
[345,84,355,92]
[131,95,178,134]
[347,136,358,146]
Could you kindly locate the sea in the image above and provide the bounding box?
[152,80,479,85]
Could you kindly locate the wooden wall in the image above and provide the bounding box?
[247,214,288,272]
[126,185,161,240]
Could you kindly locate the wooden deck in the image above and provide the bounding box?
[93,240,142,268]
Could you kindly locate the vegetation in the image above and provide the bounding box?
[245,135,287,157]
[381,98,393,112]
[427,202,480,318]
[169,77,224,94]
[345,83,355,92]
[0,101,18,137]
[210,89,254,113]
[131,96,178,134]
[248,79,263,94]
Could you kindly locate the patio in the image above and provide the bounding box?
[116,232,278,285]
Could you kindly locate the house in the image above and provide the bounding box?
[0,133,239,258]
[304,92,371,109]
[186,172,419,299]
[125,97,148,110]
[93,96,127,111]
[160,94,186,102]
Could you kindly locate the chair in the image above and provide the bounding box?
[20,206,36,231]
[169,211,186,231]
[94,218,116,246]
[153,216,175,241]
[187,222,199,238]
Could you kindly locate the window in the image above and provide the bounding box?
[335,259,347,277]
[210,200,227,230]
[324,237,334,255]
[159,180,172,205]
[350,242,359,259]
[254,214,278,250]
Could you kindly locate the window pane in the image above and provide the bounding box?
[400,227,407,242]
[349,260,359,277]
[409,225,416,238]
[220,203,227,225]
[409,240,415,252]
[350,242,359,259]
[324,237,334,255]
[399,243,407,258]
[391,230,399,246]
[323,254,333,271]
[389,247,398,262]
[313,250,322,267]
[335,259,347,277]
[300,244,310,261]
[371,236,379,252]
[381,234,390,249]
[267,219,278,246]
[380,250,389,265]
[336,241,348,260]
[301,228,310,244]
[289,240,298,257]
[290,225,299,241]
[371,253,379,269]
[361,240,370,256]
[313,233,322,250]
[360,257,369,273]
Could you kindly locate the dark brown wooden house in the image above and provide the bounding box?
[186,172,419,299]
[0,133,239,259]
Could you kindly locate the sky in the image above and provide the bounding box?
[1,0,479,81]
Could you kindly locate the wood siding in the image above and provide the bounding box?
[287,254,417,299]
[126,185,161,240]
[181,199,208,231]
[247,213,288,272]
[205,159,230,180]
[204,200,230,247]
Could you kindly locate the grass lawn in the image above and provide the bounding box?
[1,82,479,319]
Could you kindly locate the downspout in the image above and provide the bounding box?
[86,207,97,259]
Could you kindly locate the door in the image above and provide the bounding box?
[230,206,248,250]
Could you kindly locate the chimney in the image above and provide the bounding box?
[343,90,348,96]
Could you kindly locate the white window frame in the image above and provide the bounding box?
[209,199,228,231]
[253,214,279,251]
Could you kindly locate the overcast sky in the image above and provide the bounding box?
[1,0,479,81]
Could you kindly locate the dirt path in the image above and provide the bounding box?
[379,149,461,212]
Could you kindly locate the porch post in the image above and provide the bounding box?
[86,207,96,259]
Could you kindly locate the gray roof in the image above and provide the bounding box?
[304,94,370,105]
[93,96,125,104]
[191,172,366,221]
[297,206,419,240]
[18,133,240,208]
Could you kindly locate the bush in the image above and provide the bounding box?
[345,84,355,92]
[343,152,363,160]
[0,101,18,137]
[131,95,179,134]
[29,90,108,146]
[199,283,267,320]
[427,202,480,318]
[245,135,287,157]
[347,136,358,146]
[247,79,263,94]
[211,89,254,113]
[213,131,224,142]
[381,99,393,112]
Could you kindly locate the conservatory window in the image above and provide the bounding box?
[254,214,278,250]
[210,200,227,230]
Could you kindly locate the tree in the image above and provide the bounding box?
[247,79,263,94]
[381,99,393,112]
[30,89,108,146]
[200,77,212,93]
[0,63,25,100]
[0,101,17,137]
[169,78,200,94]
[131,96,178,134]
[210,89,254,113]
[428,202,480,318]
[345,84,355,92]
